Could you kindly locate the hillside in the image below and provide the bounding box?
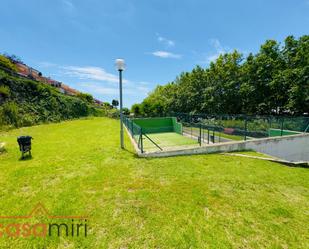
[0,68,103,129]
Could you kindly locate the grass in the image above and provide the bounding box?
[141,132,198,151]
[232,150,275,159]
[0,117,308,248]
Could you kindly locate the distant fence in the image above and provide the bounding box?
[124,113,309,153]
[171,112,309,141]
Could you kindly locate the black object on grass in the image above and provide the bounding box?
[17,136,33,159]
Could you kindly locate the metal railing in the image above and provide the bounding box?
[123,116,163,153]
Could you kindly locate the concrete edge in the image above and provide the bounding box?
[222,153,308,167]
[124,126,140,155]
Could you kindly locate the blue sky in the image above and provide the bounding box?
[1,0,308,108]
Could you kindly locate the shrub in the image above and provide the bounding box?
[0,55,17,72]
[0,102,19,127]
[107,108,120,118]
[77,92,94,104]
[0,85,10,104]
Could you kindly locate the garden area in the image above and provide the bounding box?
[0,117,308,248]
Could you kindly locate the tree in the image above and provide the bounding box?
[112,99,119,108]
[134,35,308,116]
[3,53,23,64]
[131,103,142,116]
[102,102,112,109]
[77,92,94,104]
[122,107,130,115]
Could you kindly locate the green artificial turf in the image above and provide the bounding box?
[212,131,244,141]
[0,117,308,248]
[142,132,198,151]
[269,128,301,137]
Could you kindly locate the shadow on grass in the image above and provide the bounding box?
[19,154,33,161]
[0,151,7,156]
[123,148,140,158]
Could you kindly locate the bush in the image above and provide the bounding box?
[0,69,107,130]
[0,85,10,104]
[0,55,17,72]
[0,85,10,97]
[107,108,120,118]
[0,102,19,127]
[122,107,130,115]
[77,92,94,104]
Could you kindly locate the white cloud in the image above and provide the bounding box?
[151,51,182,59]
[197,39,231,64]
[62,66,127,83]
[157,35,175,47]
[62,0,75,11]
[206,39,230,63]
[77,81,150,96]
[77,83,118,95]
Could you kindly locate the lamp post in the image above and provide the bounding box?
[115,58,125,149]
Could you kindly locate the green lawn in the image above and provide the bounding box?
[0,117,308,248]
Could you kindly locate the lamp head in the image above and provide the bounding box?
[115,58,125,71]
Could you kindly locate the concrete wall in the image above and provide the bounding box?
[245,134,309,162]
[140,133,309,162]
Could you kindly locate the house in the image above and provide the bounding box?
[60,84,79,96]
[46,78,62,88]
[15,63,40,79]
[13,60,100,100]
[94,99,103,105]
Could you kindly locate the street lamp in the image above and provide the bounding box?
[115,58,125,149]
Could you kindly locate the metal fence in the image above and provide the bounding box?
[123,116,163,153]
[124,114,309,153]
[172,112,309,142]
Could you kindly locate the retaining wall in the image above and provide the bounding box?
[139,133,309,162]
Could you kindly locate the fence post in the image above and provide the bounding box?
[131,121,133,135]
[280,118,284,136]
[212,130,215,143]
[207,129,210,144]
[199,123,202,146]
[244,117,248,141]
[140,128,143,153]
[269,117,272,137]
[305,122,309,133]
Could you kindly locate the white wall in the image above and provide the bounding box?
[245,134,309,162]
[141,134,309,162]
